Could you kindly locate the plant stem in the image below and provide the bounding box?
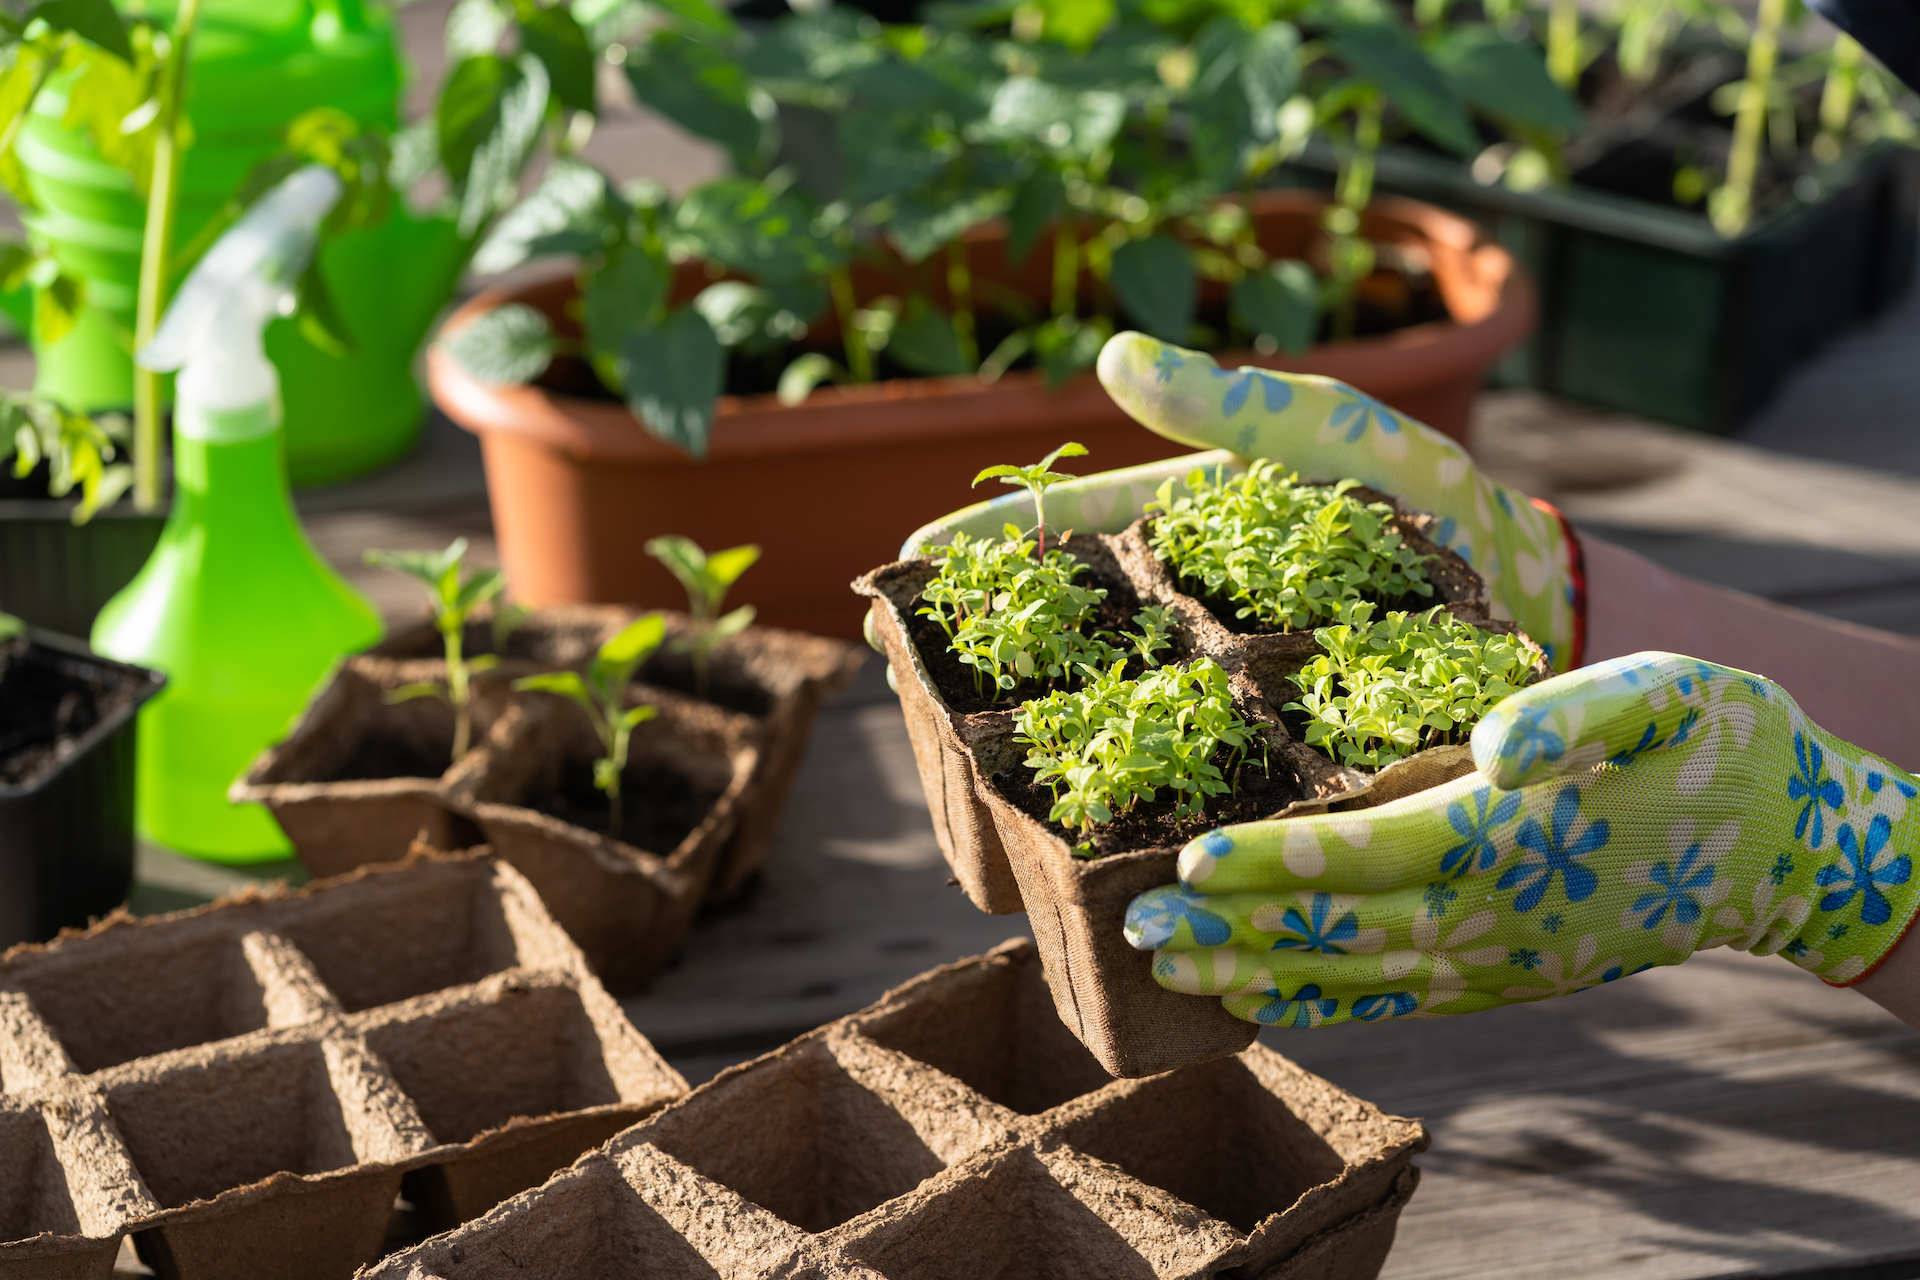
[945,239,979,370]
[1051,221,1078,320]
[133,0,202,514]
[828,267,873,383]
[1815,34,1862,163]
[1328,98,1381,342]
[1546,0,1580,90]
[445,626,472,762]
[1716,0,1787,237]
[0,55,54,166]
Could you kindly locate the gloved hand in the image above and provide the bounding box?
[904,331,1585,670]
[1124,653,1920,1026]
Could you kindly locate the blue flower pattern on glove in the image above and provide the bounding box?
[1268,893,1363,954]
[1326,387,1403,443]
[1790,733,1845,849]
[1353,992,1418,1021]
[1499,786,1608,914]
[1249,983,1339,1027]
[1215,367,1293,418]
[1440,787,1522,879]
[1632,839,1716,930]
[1818,815,1913,926]
[1125,887,1232,949]
[1496,706,1565,776]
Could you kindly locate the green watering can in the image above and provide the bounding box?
[16,0,466,486]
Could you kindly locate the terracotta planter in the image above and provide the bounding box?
[430,191,1535,639]
[852,486,1547,1077]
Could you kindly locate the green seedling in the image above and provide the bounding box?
[1148,461,1432,631]
[1286,604,1535,769]
[363,538,507,762]
[971,442,1087,558]
[514,613,668,838]
[1015,658,1257,846]
[644,536,759,699]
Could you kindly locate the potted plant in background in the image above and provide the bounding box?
[1285,0,1920,431]
[428,0,1553,638]
[0,609,165,948]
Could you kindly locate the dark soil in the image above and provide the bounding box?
[990,732,1306,858]
[529,757,725,855]
[905,558,1156,715]
[0,642,141,787]
[317,728,458,784]
[634,652,773,719]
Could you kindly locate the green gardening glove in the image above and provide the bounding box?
[903,332,1585,670]
[1124,652,1920,1026]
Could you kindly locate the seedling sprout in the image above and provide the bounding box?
[364,538,506,762]
[972,442,1088,558]
[645,536,759,699]
[514,613,668,838]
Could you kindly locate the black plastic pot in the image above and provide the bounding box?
[0,631,165,948]
[1286,137,1920,433]
[0,500,168,641]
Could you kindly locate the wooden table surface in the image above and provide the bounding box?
[621,662,1920,1280]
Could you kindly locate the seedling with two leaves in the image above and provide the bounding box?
[363,539,507,763]
[644,535,758,699]
[514,614,668,838]
[971,441,1087,558]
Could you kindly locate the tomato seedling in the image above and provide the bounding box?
[364,538,507,762]
[644,535,759,699]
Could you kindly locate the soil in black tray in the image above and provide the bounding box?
[0,644,140,787]
[529,759,725,855]
[316,728,458,785]
[905,561,1157,716]
[990,735,1307,859]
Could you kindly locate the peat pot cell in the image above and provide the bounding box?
[303,692,459,785]
[1051,1055,1345,1233]
[0,1105,81,1242]
[843,1146,1175,1280]
[854,953,1115,1115]
[8,930,269,1075]
[365,985,621,1146]
[273,865,522,1014]
[393,1156,724,1280]
[514,723,731,856]
[641,1042,944,1234]
[106,1041,359,1210]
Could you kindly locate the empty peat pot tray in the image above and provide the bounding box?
[855,467,1546,1078]
[369,938,1428,1280]
[0,853,686,1279]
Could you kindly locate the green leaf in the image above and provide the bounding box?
[1431,27,1582,136]
[618,704,659,730]
[455,567,508,610]
[472,159,614,274]
[622,307,724,458]
[886,188,1006,265]
[974,78,1125,159]
[0,241,33,292]
[459,54,550,238]
[673,177,843,282]
[645,534,707,600]
[0,612,22,642]
[30,0,131,61]
[1033,314,1107,386]
[1327,16,1476,156]
[443,302,558,385]
[33,273,81,346]
[692,281,772,348]
[365,541,465,593]
[709,603,755,643]
[838,109,956,205]
[705,544,760,589]
[294,259,356,358]
[888,303,971,376]
[514,670,594,709]
[648,0,739,40]
[515,1,596,114]
[1189,18,1300,179]
[594,612,669,692]
[744,10,876,84]
[1007,166,1063,265]
[584,242,668,371]
[1232,259,1319,354]
[778,352,835,405]
[624,31,764,167]
[438,54,515,185]
[384,681,452,705]
[1109,236,1195,343]
[1036,0,1116,50]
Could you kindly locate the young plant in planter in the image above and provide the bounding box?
[364,538,507,763]
[1146,459,1434,630]
[514,613,668,838]
[1286,602,1535,768]
[644,536,759,699]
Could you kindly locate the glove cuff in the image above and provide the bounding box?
[1529,496,1587,671]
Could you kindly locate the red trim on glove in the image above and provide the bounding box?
[1829,900,1920,987]
[1530,497,1587,671]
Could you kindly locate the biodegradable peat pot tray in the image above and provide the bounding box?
[368,938,1428,1280]
[854,490,1546,1079]
[428,190,1532,640]
[0,853,685,1280]
[0,628,165,950]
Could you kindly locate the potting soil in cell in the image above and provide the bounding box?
[0,644,140,787]
[320,727,459,785]
[531,759,727,855]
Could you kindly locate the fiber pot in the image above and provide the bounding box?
[853,481,1546,1078]
[0,629,165,949]
[429,191,1535,640]
[366,938,1429,1280]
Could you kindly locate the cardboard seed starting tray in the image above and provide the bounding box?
[369,939,1427,1280]
[854,493,1548,1079]
[240,607,861,909]
[0,855,686,1280]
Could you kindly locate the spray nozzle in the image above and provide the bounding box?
[139,166,344,422]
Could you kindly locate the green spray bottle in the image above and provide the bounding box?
[91,166,382,864]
